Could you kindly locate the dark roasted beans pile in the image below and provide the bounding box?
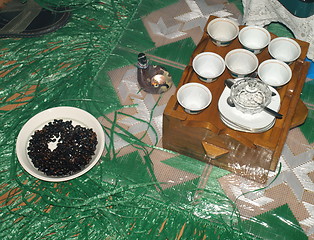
[27,119,98,176]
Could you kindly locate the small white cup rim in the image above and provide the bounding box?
[206,17,239,42]
[177,83,212,111]
[225,48,259,75]
[239,25,271,50]
[192,52,226,79]
[257,59,292,87]
[268,37,301,63]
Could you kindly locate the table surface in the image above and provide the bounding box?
[1,0,314,239]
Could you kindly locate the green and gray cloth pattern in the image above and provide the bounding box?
[0,0,313,239]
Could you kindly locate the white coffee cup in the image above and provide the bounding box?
[225,49,259,78]
[192,52,225,83]
[258,59,292,87]
[177,83,212,114]
[239,26,271,54]
[268,37,301,65]
[206,18,239,47]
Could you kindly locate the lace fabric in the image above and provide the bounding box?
[242,0,314,61]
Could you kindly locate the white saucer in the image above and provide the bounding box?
[218,85,280,130]
[16,106,105,182]
[220,113,275,133]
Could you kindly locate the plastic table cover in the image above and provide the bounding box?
[0,0,313,239]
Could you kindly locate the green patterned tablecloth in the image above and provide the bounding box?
[0,0,313,239]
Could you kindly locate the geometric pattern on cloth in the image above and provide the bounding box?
[143,0,242,47]
[219,143,314,238]
[101,66,202,189]
[287,127,314,155]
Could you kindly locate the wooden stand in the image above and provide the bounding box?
[162,16,310,183]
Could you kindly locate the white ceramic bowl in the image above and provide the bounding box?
[225,48,259,78]
[177,83,212,114]
[206,18,239,46]
[192,52,225,82]
[16,106,105,182]
[268,37,301,64]
[239,26,271,54]
[258,59,292,87]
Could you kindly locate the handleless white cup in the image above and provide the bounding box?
[177,83,212,114]
[258,59,292,87]
[206,18,239,47]
[239,26,271,54]
[192,52,225,83]
[225,49,259,78]
[268,37,301,65]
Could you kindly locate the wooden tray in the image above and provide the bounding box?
[162,16,310,183]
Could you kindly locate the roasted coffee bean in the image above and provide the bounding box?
[27,119,98,177]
